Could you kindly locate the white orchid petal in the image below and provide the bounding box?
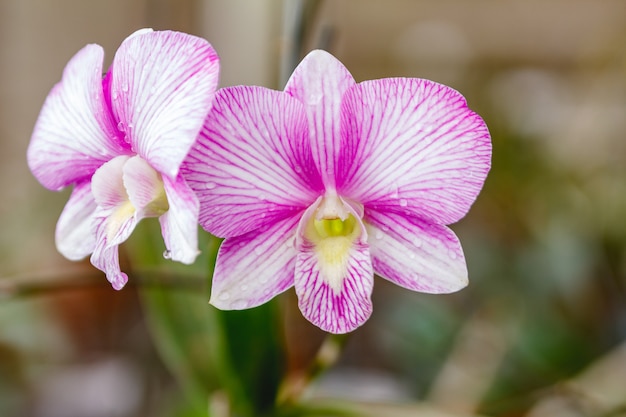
[366,209,468,293]
[338,78,491,224]
[284,50,356,190]
[55,181,97,260]
[210,215,300,309]
[123,156,168,218]
[111,30,219,178]
[183,86,322,238]
[28,44,128,191]
[90,207,136,290]
[159,175,200,265]
[91,155,130,209]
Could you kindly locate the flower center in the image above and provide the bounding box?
[91,155,170,243]
[300,195,364,292]
[313,215,356,239]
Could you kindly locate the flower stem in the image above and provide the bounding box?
[277,332,349,405]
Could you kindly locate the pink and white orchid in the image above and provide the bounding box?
[27,29,220,289]
[183,50,491,333]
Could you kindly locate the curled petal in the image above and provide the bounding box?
[209,215,300,309]
[28,44,127,191]
[338,78,491,224]
[159,175,200,265]
[91,156,130,209]
[365,209,468,294]
[111,30,220,178]
[284,50,356,190]
[183,86,322,237]
[55,181,97,260]
[90,207,136,290]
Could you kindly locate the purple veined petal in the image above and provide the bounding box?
[123,156,168,219]
[55,181,97,261]
[91,243,128,290]
[284,50,356,191]
[125,27,154,40]
[293,197,373,333]
[209,215,301,310]
[365,209,468,294]
[27,44,128,191]
[111,30,220,178]
[294,239,373,334]
[159,175,200,265]
[183,86,323,238]
[90,207,135,290]
[338,78,491,225]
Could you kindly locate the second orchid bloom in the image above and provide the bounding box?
[183,50,491,333]
[28,29,220,289]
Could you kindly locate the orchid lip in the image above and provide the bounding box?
[92,155,170,246]
[300,195,366,293]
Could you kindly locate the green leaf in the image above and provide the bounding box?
[126,222,288,416]
[125,222,221,414]
[213,300,287,416]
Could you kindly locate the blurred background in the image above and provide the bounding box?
[2,0,626,416]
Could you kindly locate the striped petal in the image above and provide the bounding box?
[55,181,97,261]
[90,214,131,290]
[284,50,356,191]
[183,86,323,238]
[159,175,200,265]
[294,239,373,334]
[365,209,468,294]
[27,44,127,191]
[209,215,300,310]
[338,78,491,225]
[294,198,373,333]
[90,157,138,290]
[111,30,220,178]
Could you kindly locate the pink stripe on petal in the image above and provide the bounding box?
[159,175,200,265]
[55,181,97,261]
[338,78,491,225]
[183,86,322,238]
[209,215,300,310]
[111,30,220,178]
[365,209,468,294]
[295,240,373,334]
[90,210,134,290]
[27,44,127,191]
[284,50,356,191]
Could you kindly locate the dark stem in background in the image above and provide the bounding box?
[279,0,330,88]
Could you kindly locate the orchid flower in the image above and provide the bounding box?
[27,29,220,289]
[183,50,491,333]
